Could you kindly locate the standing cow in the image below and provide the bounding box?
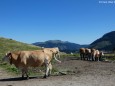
[79,48,86,60]
[85,48,91,61]
[79,48,91,61]
[2,50,60,79]
[91,49,104,61]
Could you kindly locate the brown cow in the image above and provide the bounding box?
[79,48,86,60]
[79,48,91,60]
[85,48,91,60]
[2,50,57,79]
[91,49,104,61]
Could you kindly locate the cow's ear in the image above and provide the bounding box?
[8,53,12,57]
[6,51,11,56]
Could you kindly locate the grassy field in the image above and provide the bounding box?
[104,53,115,61]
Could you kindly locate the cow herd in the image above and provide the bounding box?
[79,48,104,61]
[2,47,104,80]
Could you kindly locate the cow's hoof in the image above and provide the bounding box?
[48,74,51,77]
[26,76,29,80]
[21,76,25,80]
[43,75,47,79]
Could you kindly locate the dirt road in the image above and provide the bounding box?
[0,58,115,86]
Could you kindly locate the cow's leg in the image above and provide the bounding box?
[86,55,89,61]
[92,54,96,61]
[89,54,91,61]
[25,68,29,80]
[48,63,52,76]
[44,64,50,78]
[21,68,29,80]
[87,54,89,61]
[97,57,100,61]
[92,56,95,61]
[94,57,96,61]
[82,54,85,60]
[99,56,101,61]
[83,54,85,60]
[88,54,91,61]
[21,69,25,79]
[43,59,50,78]
[80,54,82,60]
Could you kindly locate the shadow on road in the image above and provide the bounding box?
[0,76,40,82]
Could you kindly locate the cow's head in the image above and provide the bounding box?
[2,52,12,64]
[100,51,104,56]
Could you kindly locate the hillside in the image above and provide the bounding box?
[0,37,40,59]
[33,40,88,53]
[90,31,115,51]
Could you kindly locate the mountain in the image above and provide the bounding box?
[33,40,88,53]
[90,31,115,51]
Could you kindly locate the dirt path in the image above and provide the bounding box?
[0,59,115,86]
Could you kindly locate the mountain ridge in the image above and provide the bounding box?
[33,40,88,53]
[89,31,115,51]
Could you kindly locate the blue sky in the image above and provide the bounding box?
[0,0,115,44]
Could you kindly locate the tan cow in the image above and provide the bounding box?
[85,48,91,60]
[91,48,96,61]
[79,48,92,60]
[42,47,61,63]
[79,48,86,60]
[91,49,104,61]
[2,50,57,79]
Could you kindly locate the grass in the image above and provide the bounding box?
[60,53,80,60]
[104,53,115,61]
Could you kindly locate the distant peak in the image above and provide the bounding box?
[45,40,69,43]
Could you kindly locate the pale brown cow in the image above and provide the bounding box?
[91,49,104,61]
[79,48,86,60]
[2,50,57,79]
[79,48,91,60]
[85,48,91,60]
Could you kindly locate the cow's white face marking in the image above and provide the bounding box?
[101,52,104,56]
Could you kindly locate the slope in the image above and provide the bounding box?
[90,31,115,51]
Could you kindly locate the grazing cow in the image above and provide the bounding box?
[91,49,104,61]
[2,50,58,79]
[43,47,61,63]
[79,48,86,60]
